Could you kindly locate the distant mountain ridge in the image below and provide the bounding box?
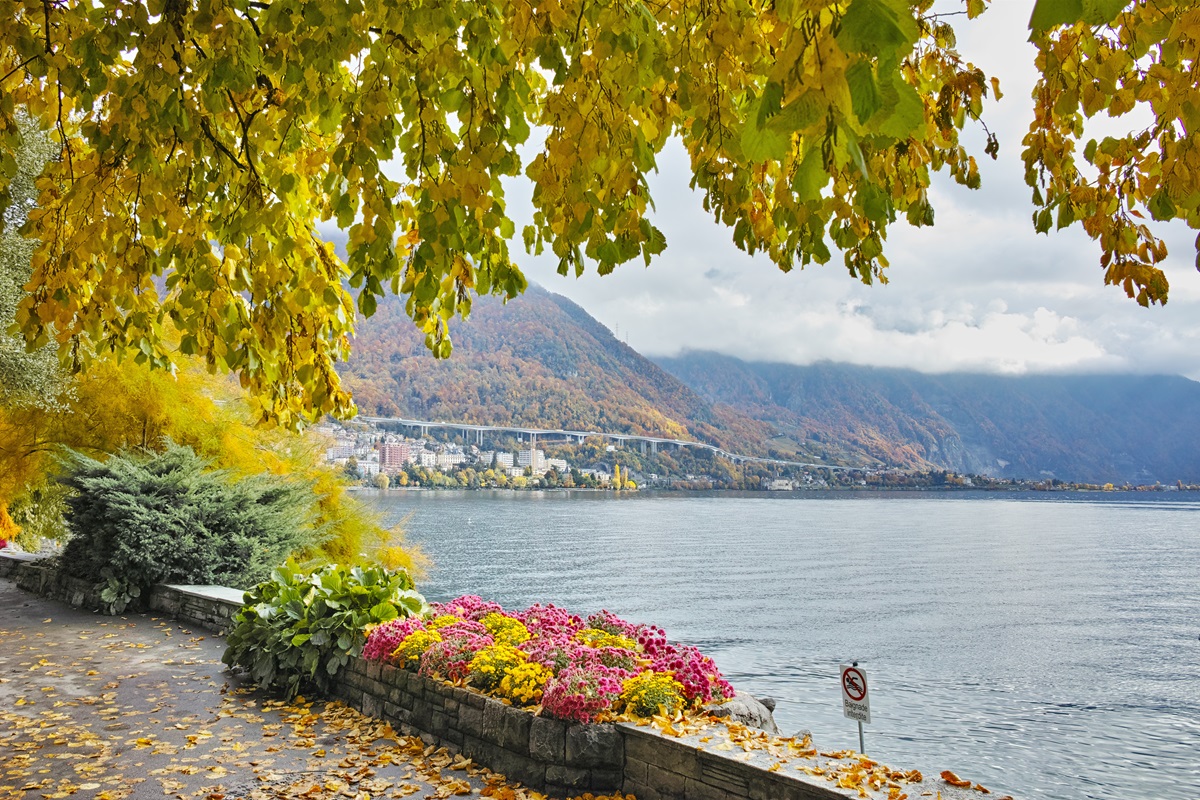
[341,286,775,454]
[654,351,1200,483]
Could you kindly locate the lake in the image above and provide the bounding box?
[362,489,1200,800]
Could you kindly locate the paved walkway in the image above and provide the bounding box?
[0,579,558,800]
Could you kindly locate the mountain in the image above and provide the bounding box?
[653,351,1200,484]
[341,287,774,453]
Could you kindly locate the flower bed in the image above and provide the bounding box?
[362,595,733,724]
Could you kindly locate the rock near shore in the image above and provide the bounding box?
[704,691,780,734]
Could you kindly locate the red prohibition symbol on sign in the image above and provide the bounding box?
[842,667,867,702]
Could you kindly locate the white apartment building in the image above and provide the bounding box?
[326,439,356,460]
[417,451,437,469]
[437,452,467,470]
[517,448,546,472]
[546,458,568,473]
[479,451,515,469]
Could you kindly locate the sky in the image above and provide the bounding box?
[501,1,1200,380]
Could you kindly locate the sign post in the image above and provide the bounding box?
[840,662,870,754]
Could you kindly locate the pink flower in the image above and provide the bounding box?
[363,616,427,662]
[431,595,505,621]
[419,630,495,681]
[541,663,628,723]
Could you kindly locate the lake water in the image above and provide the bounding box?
[363,489,1200,800]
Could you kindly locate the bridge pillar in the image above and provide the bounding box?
[651,441,658,455]
[640,440,647,456]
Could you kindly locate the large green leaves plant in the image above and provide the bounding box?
[223,560,428,699]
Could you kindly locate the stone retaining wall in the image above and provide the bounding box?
[621,725,849,800]
[147,584,247,634]
[1,553,861,800]
[1,552,107,610]
[333,657,626,798]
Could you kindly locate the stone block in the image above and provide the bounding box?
[623,730,699,779]
[458,703,485,735]
[529,715,567,763]
[565,723,622,769]
[699,753,749,795]
[646,762,687,796]
[460,735,491,764]
[430,710,448,735]
[623,756,648,786]
[685,777,731,800]
[361,693,382,719]
[481,698,507,743]
[443,727,464,746]
[366,662,382,681]
[545,765,588,791]
[498,707,532,752]
[492,750,544,788]
[622,779,663,800]
[462,689,486,709]
[589,767,623,793]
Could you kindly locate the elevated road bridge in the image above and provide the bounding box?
[358,416,863,472]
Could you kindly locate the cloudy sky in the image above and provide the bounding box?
[497,1,1200,380]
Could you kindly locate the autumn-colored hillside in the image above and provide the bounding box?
[340,286,775,454]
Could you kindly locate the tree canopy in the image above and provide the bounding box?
[1,0,1196,427]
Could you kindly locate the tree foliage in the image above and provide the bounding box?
[1025,0,1200,306]
[1,0,1195,426]
[1,113,68,411]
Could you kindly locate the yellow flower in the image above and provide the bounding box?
[480,612,531,646]
[391,629,442,666]
[468,643,527,692]
[620,671,685,718]
[499,661,553,706]
[576,628,640,651]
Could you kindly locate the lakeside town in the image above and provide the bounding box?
[318,419,1200,494]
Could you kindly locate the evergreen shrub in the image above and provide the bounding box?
[58,444,320,611]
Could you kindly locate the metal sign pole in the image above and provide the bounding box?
[840,661,871,754]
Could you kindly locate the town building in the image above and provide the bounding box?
[518,449,546,472]
[380,442,411,470]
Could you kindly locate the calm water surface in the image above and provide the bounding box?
[364,490,1200,800]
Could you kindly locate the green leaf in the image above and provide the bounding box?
[838,0,919,56]
[875,74,925,140]
[792,145,828,201]
[1147,190,1176,221]
[770,92,824,134]
[1029,0,1083,35]
[1081,0,1127,25]
[846,61,882,124]
[742,87,792,162]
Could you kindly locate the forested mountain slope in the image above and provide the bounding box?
[341,287,775,454]
[654,352,1200,483]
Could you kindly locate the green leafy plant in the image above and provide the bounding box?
[98,571,141,615]
[58,444,323,608]
[223,560,428,699]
